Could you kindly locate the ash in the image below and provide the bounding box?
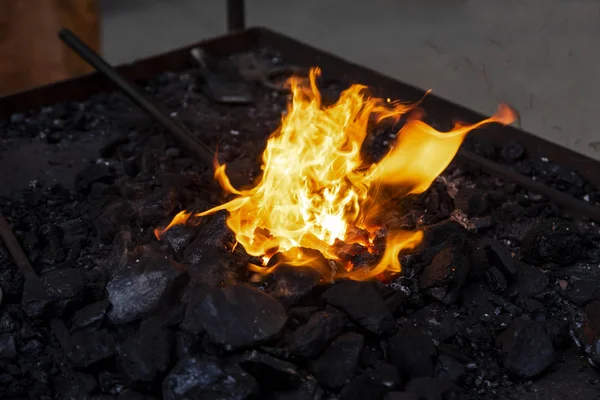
[2,49,600,400]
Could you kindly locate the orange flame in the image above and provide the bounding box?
[340,230,424,280]
[154,210,192,239]
[156,67,515,279]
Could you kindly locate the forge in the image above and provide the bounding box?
[2,28,600,400]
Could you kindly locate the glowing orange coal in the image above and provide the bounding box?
[156,67,515,279]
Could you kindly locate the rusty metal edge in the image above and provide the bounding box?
[1,26,598,188]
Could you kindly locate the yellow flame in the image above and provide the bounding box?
[156,67,515,279]
[341,230,423,280]
[154,210,192,239]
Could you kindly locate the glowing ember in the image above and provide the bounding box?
[156,67,515,279]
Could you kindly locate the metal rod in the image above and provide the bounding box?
[0,213,73,356]
[0,214,38,281]
[227,0,246,32]
[457,149,600,221]
[58,28,215,169]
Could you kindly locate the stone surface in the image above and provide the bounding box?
[418,221,468,263]
[562,280,600,306]
[118,390,158,400]
[182,211,234,263]
[501,140,526,161]
[98,370,127,395]
[495,319,555,378]
[404,377,463,400]
[21,268,85,318]
[174,331,199,360]
[434,355,465,383]
[71,299,110,331]
[272,375,323,400]
[181,285,287,349]
[485,240,517,277]
[117,323,173,382]
[75,164,115,194]
[507,263,549,298]
[453,187,488,216]
[574,300,600,366]
[485,266,508,294]
[231,350,302,391]
[286,309,346,358]
[106,257,188,324]
[420,241,469,305]
[161,224,198,257]
[68,330,117,368]
[186,249,241,289]
[310,332,364,389]
[383,393,419,400]
[387,326,437,379]
[162,355,257,400]
[0,314,19,334]
[322,281,394,335]
[340,361,401,400]
[521,222,587,266]
[409,304,462,342]
[0,333,16,359]
[268,265,323,307]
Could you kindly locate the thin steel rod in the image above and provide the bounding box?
[0,214,38,281]
[227,0,246,32]
[58,28,215,169]
[457,149,600,221]
[0,213,73,355]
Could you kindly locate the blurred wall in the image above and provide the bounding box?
[0,0,99,95]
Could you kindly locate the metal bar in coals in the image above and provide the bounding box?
[227,0,246,32]
[58,28,215,169]
[0,213,75,357]
[0,214,38,281]
[457,149,600,221]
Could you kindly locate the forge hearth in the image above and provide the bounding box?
[2,44,600,400]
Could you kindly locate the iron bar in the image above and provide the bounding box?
[58,28,215,169]
[227,0,246,32]
[0,214,38,281]
[457,149,600,221]
[0,213,74,357]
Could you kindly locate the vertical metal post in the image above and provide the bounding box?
[227,0,246,32]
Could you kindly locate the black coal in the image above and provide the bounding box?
[2,49,600,400]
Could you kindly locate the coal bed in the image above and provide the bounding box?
[2,49,600,400]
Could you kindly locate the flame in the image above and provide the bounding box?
[154,210,192,239]
[157,67,515,279]
[340,230,423,280]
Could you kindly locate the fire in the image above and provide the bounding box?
[156,67,515,279]
[154,210,192,238]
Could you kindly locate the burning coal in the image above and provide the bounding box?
[156,67,515,279]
